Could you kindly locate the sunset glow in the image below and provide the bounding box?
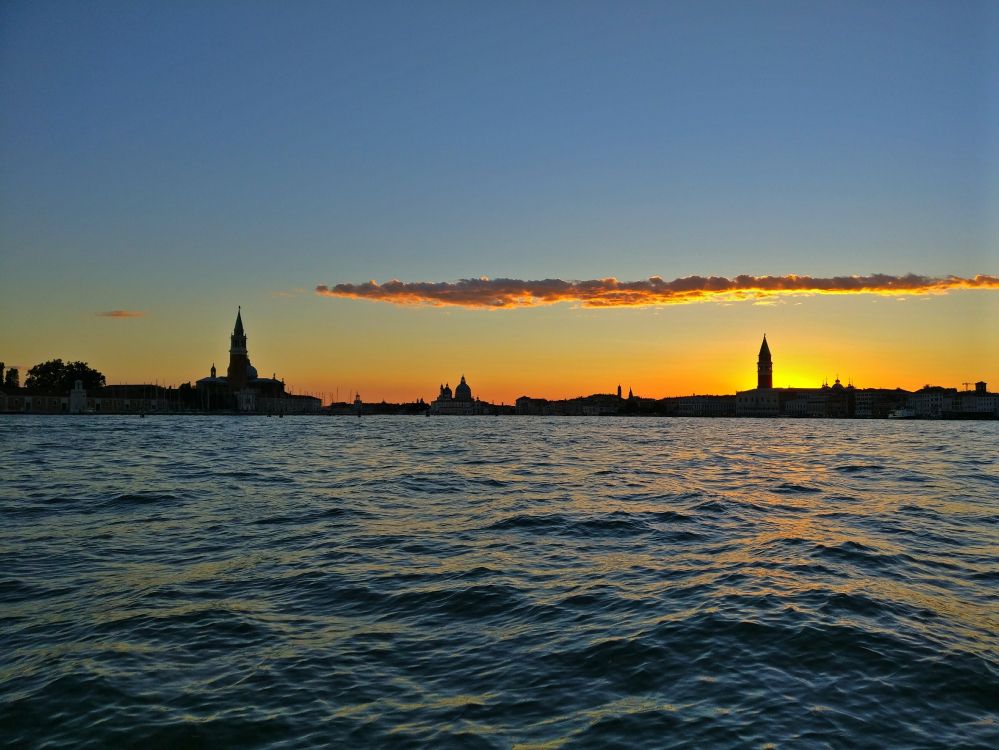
[0,2,994,404]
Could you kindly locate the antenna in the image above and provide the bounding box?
[962,381,972,391]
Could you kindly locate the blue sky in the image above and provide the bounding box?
[1,1,996,398]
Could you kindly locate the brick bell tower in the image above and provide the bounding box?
[227,307,249,391]
[757,334,773,389]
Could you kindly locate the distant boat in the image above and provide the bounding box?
[889,408,916,419]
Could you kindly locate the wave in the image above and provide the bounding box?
[2,415,996,748]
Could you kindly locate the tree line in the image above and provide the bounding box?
[2,359,106,392]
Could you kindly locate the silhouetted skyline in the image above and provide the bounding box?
[3,322,995,420]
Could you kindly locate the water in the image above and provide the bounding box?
[1,416,997,748]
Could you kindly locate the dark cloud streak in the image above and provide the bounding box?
[316,274,999,309]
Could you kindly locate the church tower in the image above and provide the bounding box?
[757,334,773,389]
[227,307,249,390]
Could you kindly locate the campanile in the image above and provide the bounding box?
[227,307,249,390]
[757,334,773,389]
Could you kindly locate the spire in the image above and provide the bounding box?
[756,334,773,389]
[227,307,248,387]
[758,334,771,361]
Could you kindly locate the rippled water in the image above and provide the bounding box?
[1,416,997,748]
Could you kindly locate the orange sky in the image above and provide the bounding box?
[2,4,995,406]
[4,289,995,405]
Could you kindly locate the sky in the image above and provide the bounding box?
[1,0,996,403]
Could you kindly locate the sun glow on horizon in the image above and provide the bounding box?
[3,287,995,405]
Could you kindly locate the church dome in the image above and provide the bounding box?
[455,375,472,401]
[246,362,258,379]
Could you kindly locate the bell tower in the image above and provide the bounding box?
[227,307,249,390]
[757,334,773,389]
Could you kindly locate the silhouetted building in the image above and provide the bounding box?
[515,396,547,415]
[515,392,623,416]
[736,336,865,418]
[950,382,998,417]
[854,388,910,418]
[737,387,781,417]
[430,375,485,415]
[757,334,773,389]
[672,395,737,417]
[0,382,180,414]
[195,309,319,412]
[737,335,778,416]
[905,384,997,419]
[907,386,957,418]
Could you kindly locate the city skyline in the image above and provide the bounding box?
[4,320,995,421]
[2,306,996,408]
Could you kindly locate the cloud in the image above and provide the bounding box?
[316,273,999,309]
[96,310,145,318]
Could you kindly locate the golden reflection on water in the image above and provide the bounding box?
[5,416,998,747]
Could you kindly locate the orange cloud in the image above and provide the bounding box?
[316,273,999,309]
[96,310,145,318]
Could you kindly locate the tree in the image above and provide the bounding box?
[3,368,18,389]
[24,359,106,392]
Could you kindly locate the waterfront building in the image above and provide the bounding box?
[895,383,997,419]
[195,308,319,413]
[757,334,773,389]
[0,309,321,414]
[673,395,737,417]
[515,396,547,415]
[950,382,999,417]
[735,337,860,418]
[514,392,623,416]
[736,335,780,416]
[854,388,910,418]
[907,386,957,418]
[736,387,781,417]
[429,375,484,415]
[0,383,179,414]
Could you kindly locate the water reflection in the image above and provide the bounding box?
[1,415,997,747]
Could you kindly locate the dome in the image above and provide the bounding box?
[246,362,258,379]
[454,375,472,401]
